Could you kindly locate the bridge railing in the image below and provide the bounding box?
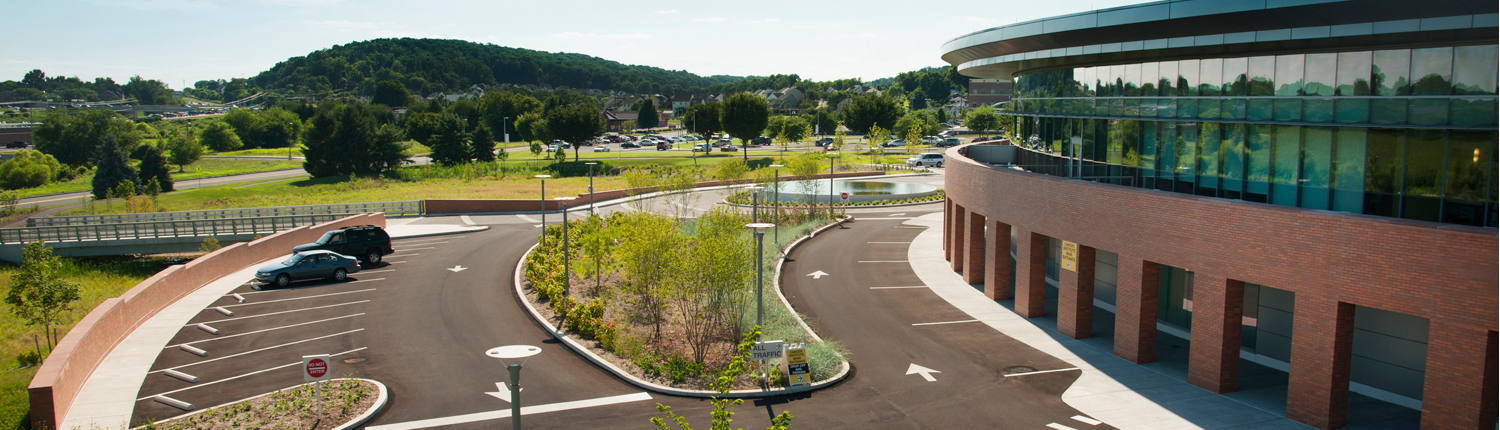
[1,214,357,244]
[26,201,423,227]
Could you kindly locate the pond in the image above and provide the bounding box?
[753,180,939,204]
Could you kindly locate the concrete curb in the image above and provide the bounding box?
[511,224,852,398]
[387,225,490,240]
[131,378,388,430]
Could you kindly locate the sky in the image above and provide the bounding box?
[3,0,1144,89]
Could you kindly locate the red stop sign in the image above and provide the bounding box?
[841,193,848,200]
[306,358,327,378]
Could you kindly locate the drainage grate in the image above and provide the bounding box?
[1003,366,1037,374]
[343,357,366,364]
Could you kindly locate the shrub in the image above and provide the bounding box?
[0,150,64,189]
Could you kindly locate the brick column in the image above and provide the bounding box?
[1057,244,1095,339]
[1114,257,1158,364]
[950,204,966,272]
[984,220,1012,300]
[962,211,985,285]
[1286,298,1354,430]
[1013,229,1047,318]
[1420,323,1498,430]
[1188,274,1244,394]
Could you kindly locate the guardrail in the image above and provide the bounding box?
[27,201,423,227]
[2,214,353,244]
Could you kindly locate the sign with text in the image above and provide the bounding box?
[303,354,330,382]
[1061,241,1078,272]
[783,343,810,386]
[751,340,784,361]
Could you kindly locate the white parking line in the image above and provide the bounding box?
[366,392,654,430]
[390,240,449,246]
[190,301,370,325]
[516,214,540,223]
[867,242,912,244]
[389,261,408,264]
[1047,423,1079,430]
[870,286,928,289]
[361,269,396,274]
[1072,415,1103,425]
[461,215,475,225]
[166,314,365,349]
[136,347,367,401]
[220,289,376,308]
[858,260,909,263]
[397,247,435,251]
[911,319,980,326]
[150,329,364,374]
[1004,367,1081,378]
[386,254,419,258]
[395,236,464,243]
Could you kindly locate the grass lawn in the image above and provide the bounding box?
[14,158,304,200]
[0,257,172,430]
[213,147,303,158]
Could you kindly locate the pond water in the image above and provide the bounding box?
[754,180,938,204]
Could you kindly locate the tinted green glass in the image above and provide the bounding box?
[1199,59,1222,119]
[1141,121,1157,171]
[1246,125,1272,201]
[1300,127,1333,209]
[1450,45,1498,127]
[1178,60,1198,119]
[1248,56,1276,120]
[1402,130,1445,222]
[1159,122,1179,180]
[1364,129,1403,217]
[1335,52,1372,123]
[1222,57,1248,120]
[1199,122,1220,178]
[1303,54,1336,123]
[1178,123,1199,186]
[1222,123,1246,193]
[1332,128,1367,213]
[1122,120,1141,167]
[1408,48,1453,126]
[1274,55,1304,121]
[1141,63,1159,118]
[1445,130,1491,202]
[1371,49,1411,124]
[1108,120,1124,164]
[1158,61,1177,118]
[1272,125,1301,206]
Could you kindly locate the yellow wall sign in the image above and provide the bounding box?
[1061,240,1078,272]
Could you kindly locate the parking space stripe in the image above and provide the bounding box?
[394,236,464,243]
[1004,367,1080,378]
[167,314,365,348]
[151,329,364,374]
[390,240,449,246]
[867,242,912,244]
[1072,415,1103,425]
[136,347,367,401]
[870,286,928,289]
[219,289,376,308]
[386,254,419,258]
[190,301,369,325]
[366,392,654,430]
[389,261,408,264]
[911,319,980,326]
[361,269,396,274]
[858,260,909,263]
[1047,423,1078,430]
[397,247,435,251]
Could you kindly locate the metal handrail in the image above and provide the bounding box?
[2,214,352,244]
[27,201,423,227]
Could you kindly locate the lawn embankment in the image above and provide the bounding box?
[14,158,304,200]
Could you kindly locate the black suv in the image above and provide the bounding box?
[293,225,394,265]
[751,136,773,146]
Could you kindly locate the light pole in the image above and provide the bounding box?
[768,164,783,251]
[503,116,510,148]
[288,122,295,160]
[826,152,838,219]
[747,186,763,223]
[487,345,541,430]
[584,162,598,214]
[536,175,551,247]
[555,196,576,294]
[746,223,775,328]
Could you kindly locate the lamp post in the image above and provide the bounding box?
[825,152,838,219]
[747,186,763,223]
[486,345,541,430]
[768,164,783,251]
[746,223,775,328]
[584,162,598,214]
[288,122,295,160]
[536,175,551,247]
[555,197,576,294]
[503,116,510,147]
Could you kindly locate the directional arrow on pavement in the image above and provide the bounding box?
[448,265,468,272]
[535,224,544,228]
[484,382,522,402]
[906,363,941,382]
[806,270,829,279]
[888,213,907,216]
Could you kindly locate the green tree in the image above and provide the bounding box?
[302,101,408,177]
[546,104,605,161]
[136,144,174,193]
[866,125,889,164]
[200,121,243,152]
[801,108,838,136]
[709,158,749,185]
[893,110,934,141]
[778,116,810,144]
[402,112,442,145]
[5,242,80,347]
[164,131,203,172]
[470,123,496,162]
[372,80,413,107]
[681,101,722,140]
[965,105,1000,137]
[622,120,636,134]
[553,144,567,162]
[0,150,64,190]
[637,99,660,129]
[91,136,138,200]
[935,108,948,124]
[480,91,544,142]
[515,112,548,143]
[33,109,141,166]
[651,327,793,430]
[841,93,902,135]
[529,141,544,158]
[720,92,770,162]
[428,114,472,166]
[122,75,175,105]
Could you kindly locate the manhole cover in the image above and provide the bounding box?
[343,357,366,364]
[1004,366,1037,374]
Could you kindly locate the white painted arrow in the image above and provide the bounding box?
[906,363,941,382]
[448,265,468,272]
[806,270,829,279]
[535,224,544,228]
[484,382,522,402]
[888,213,907,216]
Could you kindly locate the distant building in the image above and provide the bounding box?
[967,79,1011,109]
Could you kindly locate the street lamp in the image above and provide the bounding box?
[747,186,763,223]
[768,164,783,251]
[584,162,598,214]
[288,122,295,160]
[536,175,551,247]
[746,222,775,328]
[555,196,576,294]
[487,345,541,430]
[503,116,510,147]
[825,152,838,219]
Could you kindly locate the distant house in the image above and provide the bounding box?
[602,109,671,132]
[968,79,1012,109]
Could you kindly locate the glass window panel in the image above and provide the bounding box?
[1199,59,1222,119]
[1177,122,1199,193]
[1084,67,1097,97]
[1178,60,1199,119]
[1159,122,1179,183]
[1222,124,1246,197]
[1125,64,1141,116]
[1450,45,1498,127]
[1272,125,1301,207]
[1274,54,1304,121]
[1248,56,1276,121]
[1246,124,1272,202]
[1371,49,1411,124]
[1141,63,1159,118]
[1122,120,1141,167]
[1198,122,1221,180]
[1082,116,1097,161]
[1108,120,1124,164]
[1300,127,1334,210]
[1223,57,1248,120]
[1364,129,1403,217]
[1443,130,1491,226]
[1332,128,1367,214]
[1141,121,1157,171]
[1158,61,1177,118]
[1303,53,1336,123]
[1402,130,1445,222]
[1336,52,1372,123]
[1408,47,1453,125]
[1110,65,1126,116]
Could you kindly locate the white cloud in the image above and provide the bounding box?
[551,32,654,41]
[694,17,726,23]
[747,18,780,24]
[953,16,999,24]
[259,0,345,6]
[304,20,385,32]
[835,32,879,40]
[102,0,217,10]
[653,9,678,14]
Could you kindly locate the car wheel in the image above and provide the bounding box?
[364,250,382,265]
[937,162,943,168]
[332,268,347,281]
[275,274,291,288]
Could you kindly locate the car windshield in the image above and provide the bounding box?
[315,232,337,245]
[282,254,306,265]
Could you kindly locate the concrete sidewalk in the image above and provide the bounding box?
[903,213,1306,430]
[58,223,477,429]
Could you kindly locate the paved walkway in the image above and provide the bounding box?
[903,213,1308,430]
[58,223,480,430]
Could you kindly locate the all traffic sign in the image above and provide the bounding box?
[303,354,330,382]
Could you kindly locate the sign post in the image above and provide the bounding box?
[783,343,811,387]
[1061,240,1078,272]
[751,340,785,390]
[302,354,330,421]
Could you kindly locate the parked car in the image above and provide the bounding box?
[907,153,945,167]
[720,145,739,152]
[292,225,394,264]
[254,250,362,288]
[692,143,712,152]
[551,140,571,149]
[5,142,26,149]
[620,141,640,149]
[593,145,611,152]
[656,142,669,151]
[882,139,907,148]
[751,136,773,146]
[713,139,733,147]
[935,137,962,147]
[813,137,834,147]
[921,136,942,145]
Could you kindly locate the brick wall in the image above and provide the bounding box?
[28,213,385,430]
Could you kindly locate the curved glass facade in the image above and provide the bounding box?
[1007,45,1497,227]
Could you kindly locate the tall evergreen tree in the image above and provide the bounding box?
[427,114,472,166]
[302,101,409,177]
[136,144,174,193]
[637,99,660,129]
[470,123,496,162]
[91,135,138,200]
